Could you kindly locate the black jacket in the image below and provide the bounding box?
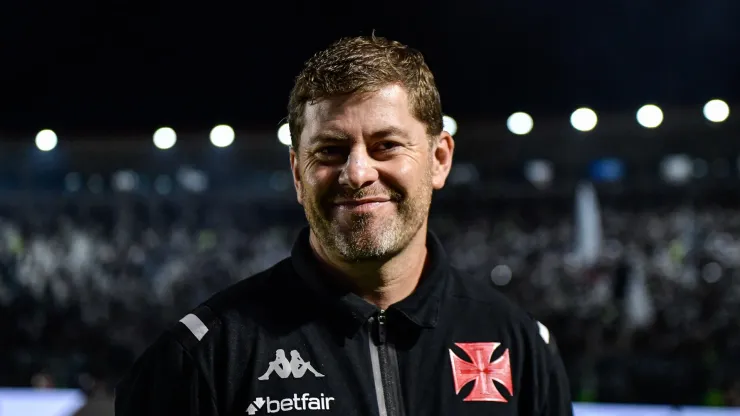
[115,228,573,416]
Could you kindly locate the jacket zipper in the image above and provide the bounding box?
[368,310,405,416]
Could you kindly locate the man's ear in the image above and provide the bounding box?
[289,147,304,205]
[431,132,455,190]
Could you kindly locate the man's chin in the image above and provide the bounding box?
[338,248,392,263]
[330,214,380,232]
[333,233,394,262]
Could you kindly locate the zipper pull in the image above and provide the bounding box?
[376,310,387,344]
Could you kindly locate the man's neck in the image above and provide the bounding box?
[309,227,429,310]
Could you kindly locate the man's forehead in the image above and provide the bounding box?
[301,85,415,139]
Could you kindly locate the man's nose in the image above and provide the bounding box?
[338,147,378,189]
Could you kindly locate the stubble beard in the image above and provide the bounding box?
[303,174,433,263]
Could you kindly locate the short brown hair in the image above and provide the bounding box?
[287,34,443,148]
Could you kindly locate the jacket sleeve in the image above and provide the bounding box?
[114,329,219,416]
[534,321,573,415]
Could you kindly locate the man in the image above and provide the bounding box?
[115,34,573,415]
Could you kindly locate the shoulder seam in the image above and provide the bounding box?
[179,313,210,341]
[172,303,221,345]
[168,305,222,415]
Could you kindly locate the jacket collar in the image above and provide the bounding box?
[290,226,449,337]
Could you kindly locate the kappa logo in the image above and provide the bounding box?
[448,342,514,402]
[246,393,335,414]
[248,349,334,413]
[258,349,325,380]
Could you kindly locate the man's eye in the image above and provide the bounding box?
[376,142,399,151]
[318,146,343,155]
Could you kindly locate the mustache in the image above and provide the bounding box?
[327,188,404,203]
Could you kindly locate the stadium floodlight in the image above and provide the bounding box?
[507,112,534,135]
[636,104,663,128]
[524,159,553,189]
[210,124,235,148]
[660,154,692,184]
[443,115,458,136]
[277,123,292,146]
[35,129,58,151]
[490,265,512,286]
[153,127,177,150]
[113,170,137,192]
[703,99,730,123]
[570,108,598,132]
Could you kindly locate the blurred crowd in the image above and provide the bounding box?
[1,193,739,407]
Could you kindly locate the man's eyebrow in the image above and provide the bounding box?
[307,131,353,144]
[307,126,410,144]
[370,126,410,139]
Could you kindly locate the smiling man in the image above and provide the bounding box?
[115,35,573,416]
[292,80,447,308]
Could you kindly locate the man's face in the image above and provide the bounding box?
[290,84,454,262]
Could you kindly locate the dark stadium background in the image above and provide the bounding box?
[2,0,740,414]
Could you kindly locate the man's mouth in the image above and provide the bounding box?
[333,197,391,213]
[334,197,391,206]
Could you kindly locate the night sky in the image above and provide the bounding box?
[2,0,739,140]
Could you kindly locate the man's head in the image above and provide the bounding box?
[288,35,454,263]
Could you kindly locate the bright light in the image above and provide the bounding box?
[570,108,598,132]
[443,115,458,136]
[277,123,292,146]
[210,125,235,148]
[661,154,692,184]
[636,104,663,128]
[490,265,512,286]
[524,159,553,189]
[703,99,730,123]
[153,127,177,150]
[113,170,138,192]
[507,112,533,135]
[35,129,58,151]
